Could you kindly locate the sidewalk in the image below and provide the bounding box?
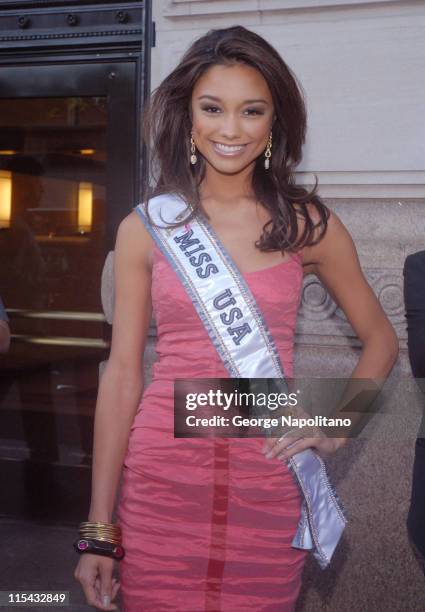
[2,515,423,611]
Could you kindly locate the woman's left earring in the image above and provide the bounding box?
[264,132,272,170]
[190,135,197,165]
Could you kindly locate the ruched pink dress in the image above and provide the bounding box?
[117,242,308,612]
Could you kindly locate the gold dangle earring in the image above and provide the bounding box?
[264,132,272,170]
[190,134,197,165]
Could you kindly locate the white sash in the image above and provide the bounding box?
[135,193,347,569]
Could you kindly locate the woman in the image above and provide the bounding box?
[74,26,398,611]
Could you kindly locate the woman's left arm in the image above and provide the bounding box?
[263,210,399,461]
[312,211,399,379]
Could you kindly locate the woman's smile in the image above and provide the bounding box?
[212,141,248,156]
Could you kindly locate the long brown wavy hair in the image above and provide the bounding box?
[142,25,330,252]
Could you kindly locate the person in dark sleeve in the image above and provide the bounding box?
[0,297,10,353]
[404,250,425,575]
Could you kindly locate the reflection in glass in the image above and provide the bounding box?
[0,97,110,506]
[0,170,12,228]
[0,97,108,313]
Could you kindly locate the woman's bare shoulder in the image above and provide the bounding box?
[107,209,155,373]
[297,203,359,276]
[115,209,155,273]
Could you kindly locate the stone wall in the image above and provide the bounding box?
[152,0,425,199]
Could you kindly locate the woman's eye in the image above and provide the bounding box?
[201,106,221,113]
[244,108,264,116]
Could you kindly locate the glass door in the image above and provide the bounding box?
[0,61,138,521]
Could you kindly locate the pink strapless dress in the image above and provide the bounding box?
[117,243,308,612]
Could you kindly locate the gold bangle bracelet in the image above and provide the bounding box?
[79,527,121,534]
[79,529,121,536]
[79,536,122,545]
[79,531,121,540]
[80,521,121,531]
[79,525,121,533]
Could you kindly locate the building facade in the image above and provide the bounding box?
[1,1,424,609]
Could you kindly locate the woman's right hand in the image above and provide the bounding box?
[74,553,120,610]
